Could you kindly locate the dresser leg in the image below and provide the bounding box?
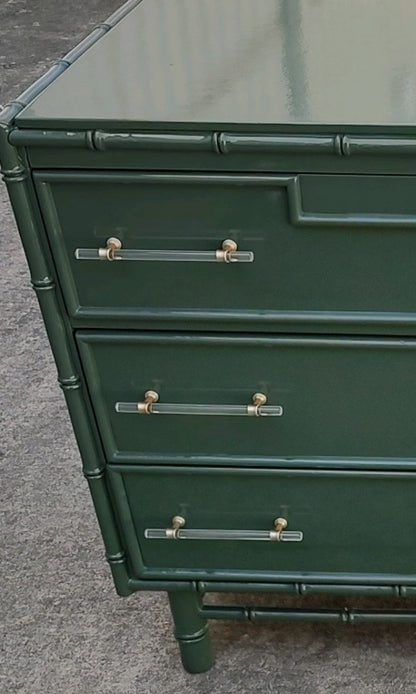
[168,591,214,673]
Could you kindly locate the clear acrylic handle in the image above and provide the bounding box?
[115,391,283,417]
[145,516,303,543]
[75,237,254,263]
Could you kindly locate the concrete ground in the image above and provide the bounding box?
[2,2,416,692]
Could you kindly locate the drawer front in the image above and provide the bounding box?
[77,332,416,465]
[37,171,416,333]
[108,466,416,578]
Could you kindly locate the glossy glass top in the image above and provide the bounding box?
[16,0,416,129]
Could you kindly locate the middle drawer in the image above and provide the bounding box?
[76,331,416,466]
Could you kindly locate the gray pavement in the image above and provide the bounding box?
[2,2,416,692]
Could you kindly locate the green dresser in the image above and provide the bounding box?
[4,0,416,673]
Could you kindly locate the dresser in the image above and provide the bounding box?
[3,0,416,674]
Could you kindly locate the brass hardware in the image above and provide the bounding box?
[270,517,288,541]
[274,517,288,532]
[222,238,238,253]
[137,389,159,414]
[247,392,268,416]
[145,515,303,542]
[126,390,282,417]
[216,238,239,263]
[77,237,254,263]
[253,392,267,406]
[98,236,122,261]
[165,515,186,539]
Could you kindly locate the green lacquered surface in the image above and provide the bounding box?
[77,332,416,462]
[15,0,416,130]
[8,0,416,664]
[109,466,416,575]
[168,592,214,674]
[0,122,132,596]
[35,171,416,332]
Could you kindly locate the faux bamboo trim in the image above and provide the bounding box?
[197,582,414,597]
[202,606,416,624]
[0,73,136,600]
[9,128,416,156]
[127,578,416,597]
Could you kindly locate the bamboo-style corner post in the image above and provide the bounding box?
[168,590,214,674]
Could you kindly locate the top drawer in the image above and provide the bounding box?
[35,171,416,334]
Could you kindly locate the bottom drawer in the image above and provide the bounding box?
[108,466,416,581]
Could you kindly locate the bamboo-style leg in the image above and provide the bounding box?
[168,590,214,673]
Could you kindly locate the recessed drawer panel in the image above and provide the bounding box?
[76,332,416,465]
[108,466,416,578]
[36,171,416,333]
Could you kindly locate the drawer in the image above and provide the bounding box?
[77,331,416,466]
[37,171,416,334]
[108,465,416,579]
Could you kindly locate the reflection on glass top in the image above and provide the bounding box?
[17,0,416,127]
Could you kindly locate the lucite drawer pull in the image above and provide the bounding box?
[75,237,254,263]
[145,516,303,542]
[115,391,283,417]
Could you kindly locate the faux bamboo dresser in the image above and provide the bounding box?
[4,0,416,674]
